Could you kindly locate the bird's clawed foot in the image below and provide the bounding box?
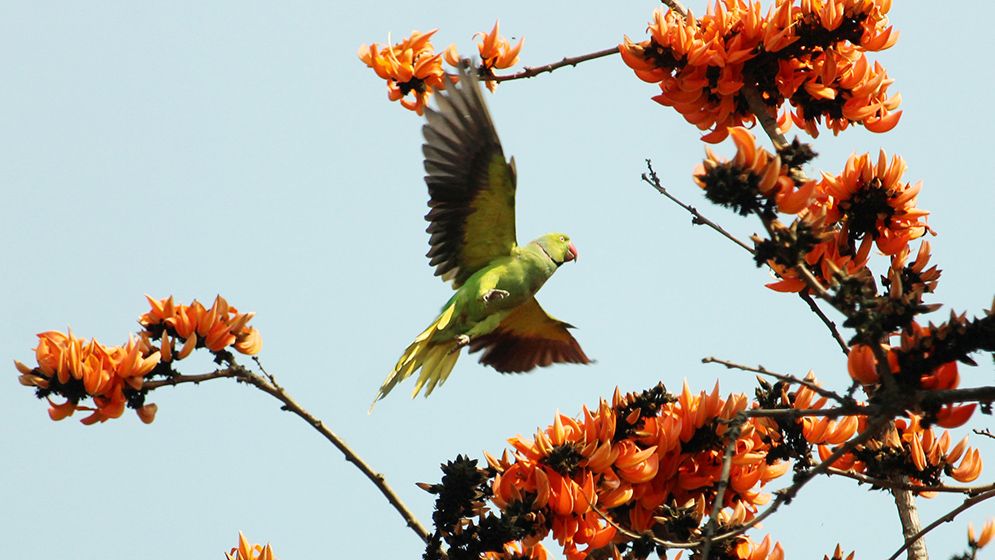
[482,289,510,304]
[449,334,470,354]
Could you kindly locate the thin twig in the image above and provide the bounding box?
[886,489,995,560]
[643,159,755,254]
[144,360,433,546]
[743,406,870,419]
[645,157,853,351]
[702,356,845,402]
[827,469,995,496]
[143,368,241,389]
[974,428,995,441]
[490,46,619,82]
[239,359,433,544]
[798,291,850,354]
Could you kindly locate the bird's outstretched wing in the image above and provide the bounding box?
[422,64,517,288]
[469,297,591,373]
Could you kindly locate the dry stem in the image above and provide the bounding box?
[702,356,845,402]
[643,159,755,253]
[491,46,619,82]
[144,360,432,545]
[886,489,995,560]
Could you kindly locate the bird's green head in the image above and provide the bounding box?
[534,233,578,266]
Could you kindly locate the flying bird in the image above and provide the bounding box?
[371,65,590,409]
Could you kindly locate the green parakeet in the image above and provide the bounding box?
[371,66,590,409]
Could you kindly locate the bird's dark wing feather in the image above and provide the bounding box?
[422,65,517,287]
[469,297,591,373]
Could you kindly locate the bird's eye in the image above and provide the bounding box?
[559,236,566,242]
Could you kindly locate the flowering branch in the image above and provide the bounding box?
[644,159,849,353]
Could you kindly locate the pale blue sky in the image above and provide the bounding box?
[2,2,992,558]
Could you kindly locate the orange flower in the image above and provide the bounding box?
[472,21,524,92]
[483,542,548,560]
[728,535,784,560]
[358,30,448,114]
[226,532,276,560]
[890,241,941,294]
[824,544,856,560]
[969,519,995,549]
[847,343,881,384]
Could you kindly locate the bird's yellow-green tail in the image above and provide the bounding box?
[369,304,461,412]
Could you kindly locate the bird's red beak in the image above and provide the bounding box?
[565,242,579,262]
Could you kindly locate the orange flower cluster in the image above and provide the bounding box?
[16,331,161,425]
[620,0,900,142]
[16,295,261,425]
[820,412,983,491]
[358,30,448,114]
[484,383,788,559]
[226,532,276,560]
[361,21,524,109]
[140,295,262,357]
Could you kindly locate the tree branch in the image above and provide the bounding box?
[742,86,788,150]
[886,489,995,560]
[891,477,929,560]
[827,469,995,496]
[798,291,850,355]
[144,359,433,546]
[702,356,846,402]
[490,46,619,82]
[643,159,755,254]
